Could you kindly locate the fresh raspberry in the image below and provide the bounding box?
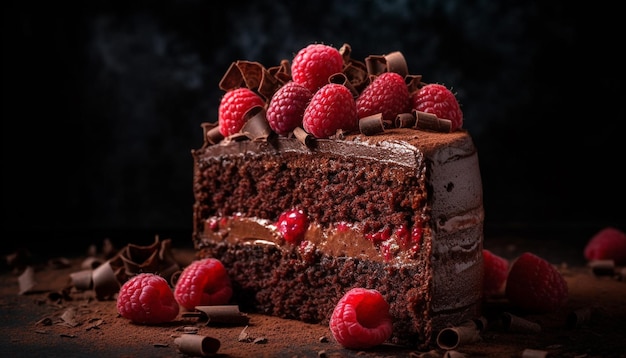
[218,87,265,137]
[482,249,509,297]
[329,287,393,350]
[276,208,310,245]
[356,72,411,122]
[411,83,463,131]
[116,273,179,325]
[174,258,233,311]
[266,81,313,136]
[505,252,568,313]
[302,83,358,138]
[291,43,344,93]
[584,227,626,265]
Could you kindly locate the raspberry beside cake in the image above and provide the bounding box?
[191,44,484,347]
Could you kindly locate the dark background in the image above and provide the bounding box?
[3,0,624,255]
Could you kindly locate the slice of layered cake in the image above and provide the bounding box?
[191,43,484,347]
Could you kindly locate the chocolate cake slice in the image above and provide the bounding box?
[191,125,484,347]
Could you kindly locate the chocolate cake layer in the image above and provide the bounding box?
[191,127,484,347]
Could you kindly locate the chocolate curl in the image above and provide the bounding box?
[343,61,370,93]
[566,307,595,328]
[69,269,93,290]
[219,61,245,91]
[268,59,291,83]
[241,106,272,142]
[413,110,452,133]
[589,259,615,276]
[365,51,408,77]
[329,72,359,98]
[443,351,469,358]
[395,112,416,128]
[405,74,423,93]
[521,349,549,358]
[193,305,250,325]
[174,334,221,357]
[436,324,481,350]
[500,312,541,333]
[202,122,223,146]
[339,43,353,63]
[293,127,314,147]
[218,61,280,101]
[92,261,120,300]
[359,114,385,136]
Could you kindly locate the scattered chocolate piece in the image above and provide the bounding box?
[521,348,548,358]
[18,266,36,295]
[436,323,481,350]
[194,305,250,325]
[589,259,615,276]
[566,307,595,329]
[318,336,329,343]
[153,343,169,348]
[318,350,328,358]
[174,334,221,357]
[253,337,267,344]
[60,307,80,327]
[443,350,468,358]
[237,326,252,342]
[499,312,541,334]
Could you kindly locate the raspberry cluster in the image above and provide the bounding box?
[217,43,465,140]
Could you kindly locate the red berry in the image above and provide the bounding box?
[411,83,463,131]
[218,88,265,137]
[266,81,313,135]
[302,83,358,139]
[329,287,393,350]
[276,208,309,244]
[505,252,568,313]
[116,273,179,325]
[356,72,411,122]
[584,227,626,265]
[482,249,509,297]
[174,258,233,311]
[291,43,344,93]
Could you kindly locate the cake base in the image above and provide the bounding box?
[197,241,481,347]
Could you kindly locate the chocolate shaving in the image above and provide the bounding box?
[241,107,272,142]
[70,236,179,300]
[413,110,452,133]
[218,61,246,91]
[395,112,416,128]
[202,122,223,146]
[194,305,250,325]
[499,312,541,333]
[219,60,281,101]
[267,59,291,83]
[359,114,385,136]
[329,72,359,98]
[92,261,120,300]
[521,349,548,358]
[174,334,221,357]
[405,74,423,93]
[293,127,314,147]
[436,324,481,350]
[18,266,36,295]
[384,51,409,78]
[589,259,615,276]
[566,307,595,328]
[365,51,408,77]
